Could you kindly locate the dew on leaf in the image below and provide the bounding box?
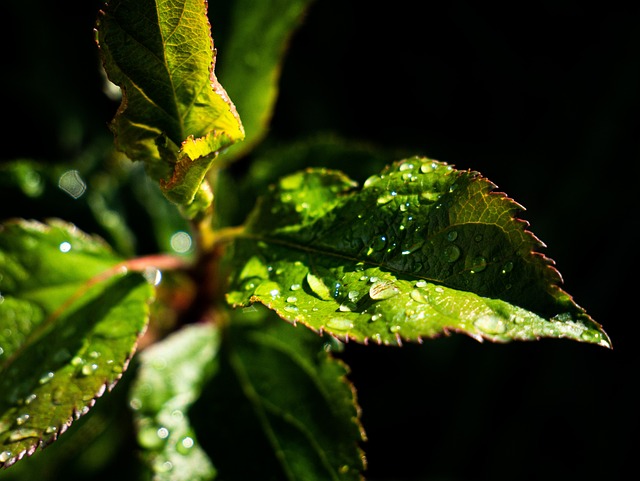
[290,283,301,291]
[157,427,169,439]
[177,436,195,454]
[415,280,427,288]
[9,428,40,442]
[59,241,72,253]
[326,318,354,331]
[15,414,29,426]
[283,305,299,313]
[369,280,400,300]
[470,256,487,273]
[45,426,58,435]
[389,325,401,333]
[474,315,507,335]
[143,266,162,286]
[80,363,98,377]
[286,296,297,303]
[370,313,382,322]
[0,451,12,463]
[501,261,514,274]
[443,245,461,262]
[410,289,428,304]
[254,281,281,298]
[447,231,458,242]
[23,394,37,405]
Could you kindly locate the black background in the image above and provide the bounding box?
[2,1,639,480]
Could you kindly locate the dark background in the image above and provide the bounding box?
[2,1,639,480]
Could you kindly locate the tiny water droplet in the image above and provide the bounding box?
[447,231,458,241]
[59,241,72,253]
[157,427,169,439]
[415,280,427,288]
[38,371,55,384]
[176,436,195,454]
[326,318,354,331]
[45,426,58,435]
[0,451,13,463]
[474,234,483,242]
[283,305,299,313]
[501,261,514,274]
[15,414,29,426]
[24,393,37,405]
[286,296,297,303]
[143,266,162,286]
[290,283,301,291]
[81,363,98,376]
[369,280,400,300]
[389,325,401,333]
[377,194,395,204]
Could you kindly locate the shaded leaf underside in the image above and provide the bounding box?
[226,157,610,348]
[0,220,153,468]
[190,308,365,481]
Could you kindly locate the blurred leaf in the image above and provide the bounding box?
[213,0,316,164]
[130,323,219,481]
[0,219,154,468]
[96,0,245,206]
[190,307,365,481]
[226,157,610,347]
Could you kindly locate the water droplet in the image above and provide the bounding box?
[326,318,354,331]
[157,427,169,439]
[254,281,281,298]
[420,162,436,173]
[399,163,414,171]
[447,231,458,241]
[0,451,13,463]
[474,315,507,335]
[45,426,58,435]
[377,193,395,205]
[283,305,299,313]
[81,363,98,376]
[370,313,382,322]
[389,325,401,333]
[10,428,40,441]
[470,256,487,273]
[286,296,297,303]
[415,280,427,288]
[443,245,461,262]
[339,303,355,312]
[290,283,301,291]
[580,330,601,343]
[15,414,29,426]
[501,261,514,274]
[177,436,195,454]
[58,170,87,199]
[420,191,441,202]
[170,231,192,253]
[23,393,37,405]
[348,290,360,301]
[474,234,483,242]
[59,241,72,253]
[369,280,400,300]
[410,289,429,304]
[143,266,162,286]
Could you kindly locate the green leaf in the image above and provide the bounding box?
[0,219,154,468]
[226,157,611,348]
[190,307,366,481]
[130,323,219,481]
[96,0,245,206]
[213,0,316,164]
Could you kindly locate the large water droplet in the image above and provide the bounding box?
[9,428,40,441]
[410,289,429,304]
[443,245,461,262]
[326,318,354,331]
[176,436,195,455]
[306,273,333,301]
[470,256,487,273]
[58,170,87,199]
[369,280,400,300]
[474,315,507,335]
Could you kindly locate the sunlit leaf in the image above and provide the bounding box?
[226,157,610,348]
[190,307,366,481]
[130,323,219,481]
[213,0,316,164]
[0,220,154,468]
[96,0,245,206]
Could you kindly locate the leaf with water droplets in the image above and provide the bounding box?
[96,0,245,207]
[189,306,366,480]
[0,219,154,468]
[226,157,610,348]
[130,322,219,481]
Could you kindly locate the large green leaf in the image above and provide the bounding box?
[0,220,154,468]
[226,157,610,348]
[96,0,245,206]
[190,307,366,481]
[130,323,219,481]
